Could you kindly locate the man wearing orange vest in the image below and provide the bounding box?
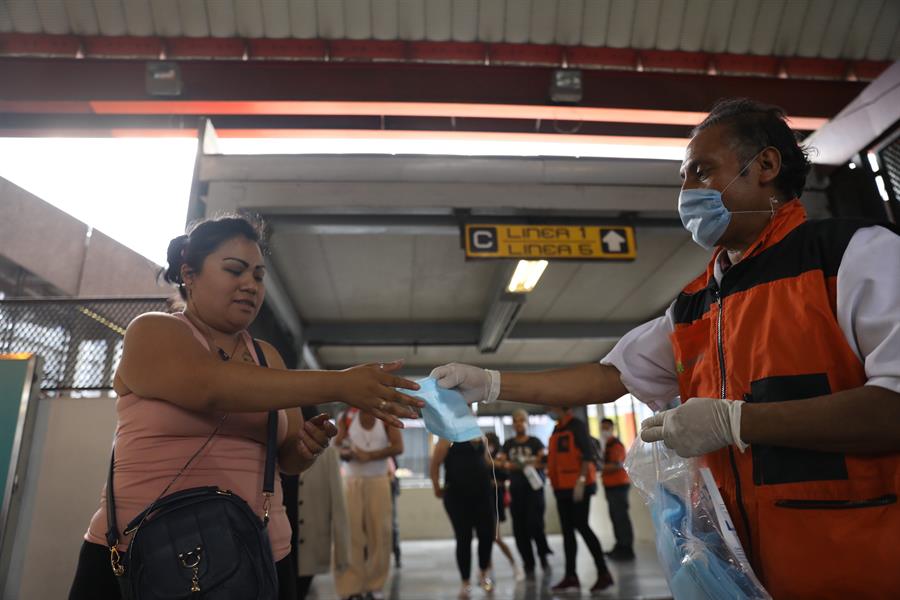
[432,98,900,599]
[545,407,613,593]
[599,418,634,561]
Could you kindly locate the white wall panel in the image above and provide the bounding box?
[725,0,759,54]
[749,0,786,55]
[205,0,237,36]
[865,0,900,60]
[841,0,885,60]
[288,0,317,38]
[554,0,582,45]
[630,0,660,50]
[818,0,856,58]
[655,0,685,51]
[234,0,265,37]
[503,0,529,43]
[372,0,399,39]
[795,0,835,57]
[424,0,451,40]
[344,0,371,39]
[476,0,504,42]
[0,1,12,32]
[580,0,609,46]
[149,0,182,36]
[606,0,635,48]
[772,0,808,56]
[396,0,425,39]
[315,0,345,38]
[260,0,291,38]
[122,0,155,35]
[8,0,44,32]
[698,0,732,53]
[34,0,69,34]
[678,0,712,52]
[94,0,128,35]
[176,0,208,36]
[529,0,557,44]
[451,0,477,41]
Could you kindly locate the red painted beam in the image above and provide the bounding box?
[0,34,891,82]
[0,58,865,121]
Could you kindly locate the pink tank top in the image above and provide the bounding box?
[85,313,291,560]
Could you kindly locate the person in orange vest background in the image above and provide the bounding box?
[546,406,613,593]
[599,418,634,561]
[431,97,900,600]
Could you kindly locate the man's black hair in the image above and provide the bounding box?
[692,98,812,199]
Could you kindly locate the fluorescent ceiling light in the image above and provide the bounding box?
[508,260,549,293]
[0,137,197,265]
[81,101,828,130]
[213,130,687,160]
[867,152,880,173]
[875,175,890,201]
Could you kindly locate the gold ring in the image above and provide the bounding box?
[379,363,385,369]
[378,400,388,411]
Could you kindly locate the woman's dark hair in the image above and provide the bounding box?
[162,214,266,300]
[692,98,812,199]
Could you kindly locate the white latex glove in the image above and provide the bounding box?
[640,397,748,457]
[572,478,586,503]
[430,363,501,404]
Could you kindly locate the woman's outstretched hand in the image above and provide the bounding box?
[338,360,423,428]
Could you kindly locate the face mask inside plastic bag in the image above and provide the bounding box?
[405,377,483,442]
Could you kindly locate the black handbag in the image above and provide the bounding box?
[106,339,280,599]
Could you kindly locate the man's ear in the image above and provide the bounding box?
[757,146,782,186]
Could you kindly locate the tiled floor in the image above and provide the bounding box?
[307,536,672,600]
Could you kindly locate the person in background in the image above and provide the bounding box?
[294,406,351,600]
[600,418,635,561]
[498,409,552,579]
[431,437,495,598]
[388,456,402,568]
[546,407,614,593]
[484,432,524,581]
[334,408,403,600]
[68,215,422,600]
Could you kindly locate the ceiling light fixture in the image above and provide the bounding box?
[507,260,549,294]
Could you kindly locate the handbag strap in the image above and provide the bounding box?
[106,338,278,557]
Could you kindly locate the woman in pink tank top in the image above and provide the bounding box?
[69,215,424,600]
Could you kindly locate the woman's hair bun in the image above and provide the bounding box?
[163,234,190,286]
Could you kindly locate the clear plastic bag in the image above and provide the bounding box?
[625,436,771,600]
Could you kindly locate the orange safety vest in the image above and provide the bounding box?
[601,437,630,488]
[547,415,597,490]
[670,200,900,600]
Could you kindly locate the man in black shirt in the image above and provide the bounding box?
[499,409,553,578]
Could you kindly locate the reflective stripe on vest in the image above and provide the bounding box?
[670,200,900,600]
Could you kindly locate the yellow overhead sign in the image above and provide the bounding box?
[464,224,636,260]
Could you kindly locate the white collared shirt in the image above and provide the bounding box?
[601,225,900,410]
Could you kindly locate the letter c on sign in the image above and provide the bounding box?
[473,231,494,249]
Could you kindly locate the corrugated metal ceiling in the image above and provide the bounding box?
[1,0,897,61]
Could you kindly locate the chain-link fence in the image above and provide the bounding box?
[0,298,170,391]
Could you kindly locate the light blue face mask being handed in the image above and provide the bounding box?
[404,377,483,442]
[678,149,778,250]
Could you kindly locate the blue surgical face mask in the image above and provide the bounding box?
[678,150,776,250]
[405,377,483,442]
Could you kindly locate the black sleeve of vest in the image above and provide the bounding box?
[570,419,595,461]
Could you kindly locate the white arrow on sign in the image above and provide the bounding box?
[602,230,627,252]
